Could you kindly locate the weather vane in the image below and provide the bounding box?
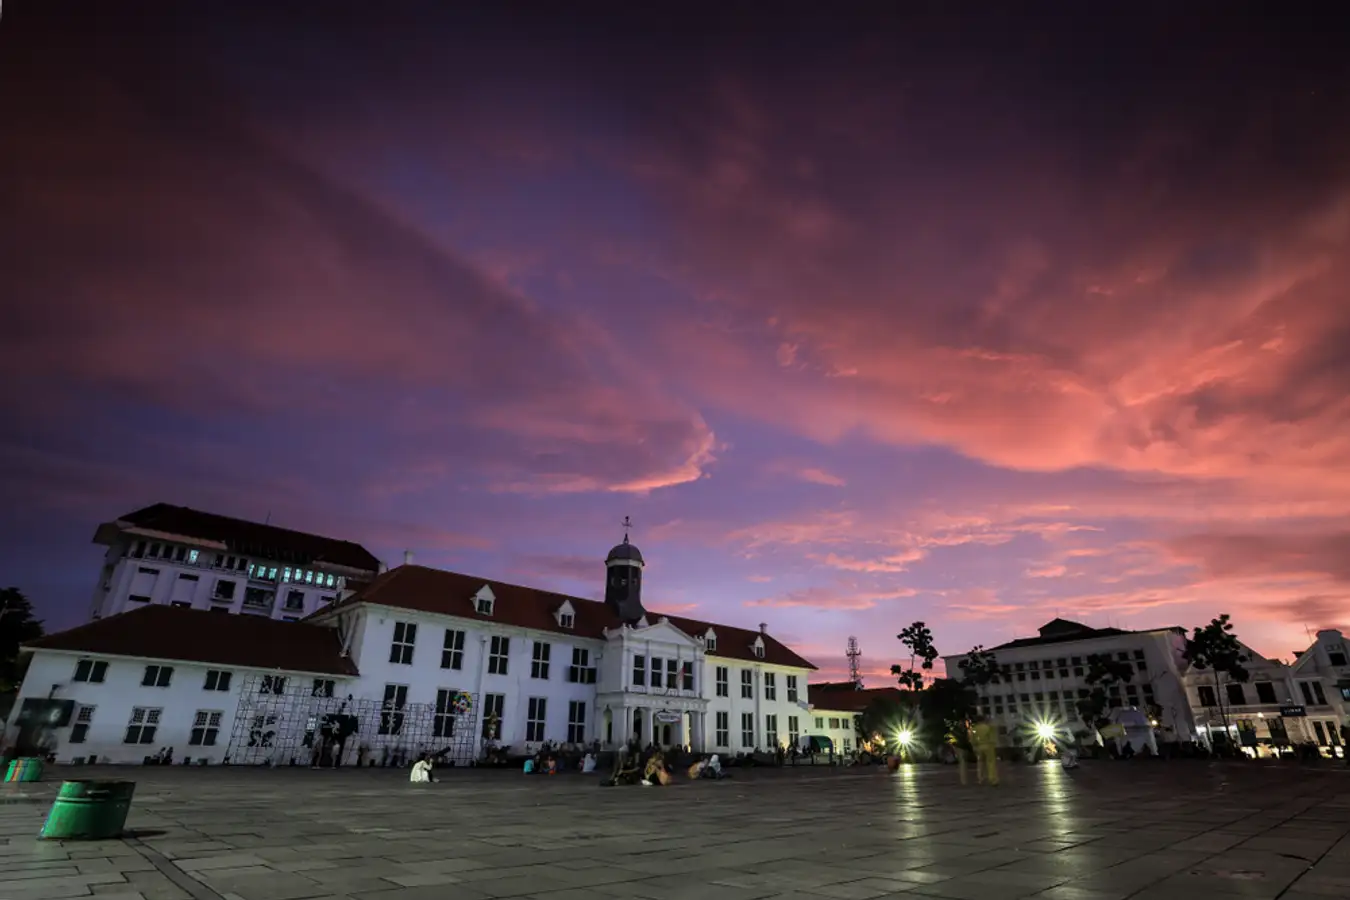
[622,515,633,543]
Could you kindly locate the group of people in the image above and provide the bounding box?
[601,740,727,787]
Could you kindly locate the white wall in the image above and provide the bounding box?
[6,650,352,765]
[944,630,1195,747]
[348,606,604,749]
[701,659,811,753]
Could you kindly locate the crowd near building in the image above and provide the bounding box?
[3,503,1347,765]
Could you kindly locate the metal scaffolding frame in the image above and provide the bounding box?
[223,675,481,767]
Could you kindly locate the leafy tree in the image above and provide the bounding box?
[1183,614,1250,751]
[957,645,1002,686]
[917,678,978,751]
[1075,653,1135,729]
[891,621,938,691]
[0,588,44,693]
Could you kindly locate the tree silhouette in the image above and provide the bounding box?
[1184,614,1250,752]
[1074,653,1135,728]
[0,588,44,693]
[957,645,1002,686]
[892,621,938,691]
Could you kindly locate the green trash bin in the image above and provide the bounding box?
[4,757,45,782]
[39,781,137,840]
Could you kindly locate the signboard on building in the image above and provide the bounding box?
[1279,704,1307,717]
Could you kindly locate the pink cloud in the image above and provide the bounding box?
[745,584,917,611]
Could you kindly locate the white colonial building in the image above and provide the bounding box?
[942,618,1198,748]
[5,525,819,765]
[87,504,383,622]
[944,618,1347,758]
[1183,631,1347,757]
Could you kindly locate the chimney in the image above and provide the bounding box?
[403,550,413,566]
[759,623,767,635]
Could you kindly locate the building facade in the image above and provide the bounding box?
[87,504,383,622]
[944,618,1347,758]
[6,529,818,765]
[1185,632,1346,757]
[942,619,1197,749]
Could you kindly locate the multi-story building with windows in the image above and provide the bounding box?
[88,504,383,622]
[1185,631,1346,757]
[7,527,817,765]
[942,618,1197,749]
[945,618,1347,758]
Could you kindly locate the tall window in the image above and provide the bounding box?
[389,622,417,665]
[74,659,108,683]
[488,636,510,675]
[666,659,679,689]
[715,711,729,747]
[441,629,465,670]
[379,684,408,735]
[764,673,777,701]
[124,708,161,744]
[786,675,799,703]
[681,661,694,691]
[740,669,753,699]
[142,665,173,688]
[1197,685,1217,706]
[189,711,223,746]
[204,670,231,692]
[526,697,547,742]
[434,689,458,738]
[1225,683,1246,706]
[766,714,779,748]
[788,715,800,746]
[650,657,664,688]
[260,675,287,694]
[482,693,505,739]
[311,679,335,698]
[567,700,586,743]
[716,666,729,697]
[568,648,596,683]
[70,706,95,744]
[632,654,647,687]
[741,712,755,748]
[531,642,551,679]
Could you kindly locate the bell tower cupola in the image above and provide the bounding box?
[604,515,646,624]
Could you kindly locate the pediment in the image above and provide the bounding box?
[625,617,699,649]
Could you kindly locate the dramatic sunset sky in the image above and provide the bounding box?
[3,3,1348,682]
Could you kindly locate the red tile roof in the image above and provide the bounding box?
[102,503,382,573]
[324,565,817,670]
[808,684,906,712]
[24,605,359,676]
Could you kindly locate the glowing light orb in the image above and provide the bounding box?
[1034,722,1057,740]
[896,729,914,745]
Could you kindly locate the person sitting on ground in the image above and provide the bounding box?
[581,752,596,773]
[642,751,672,786]
[410,753,436,783]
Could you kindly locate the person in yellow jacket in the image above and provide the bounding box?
[970,715,1000,786]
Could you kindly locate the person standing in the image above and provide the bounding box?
[972,715,999,786]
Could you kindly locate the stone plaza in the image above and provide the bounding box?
[2,762,1349,900]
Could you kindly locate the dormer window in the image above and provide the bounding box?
[704,629,717,652]
[473,585,495,616]
[554,600,576,629]
[755,644,765,659]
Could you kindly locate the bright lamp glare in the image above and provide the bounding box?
[1034,722,1056,740]
[896,729,914,745]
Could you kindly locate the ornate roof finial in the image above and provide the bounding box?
[621,514,633,544]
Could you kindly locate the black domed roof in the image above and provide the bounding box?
[606,540,644,564]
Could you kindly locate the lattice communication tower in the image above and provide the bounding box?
[847,636,863,688]
[224,674,480,767]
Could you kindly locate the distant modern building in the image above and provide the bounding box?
[7,525,818,765]
[88,504,383,622]
[942,618,1197,749]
